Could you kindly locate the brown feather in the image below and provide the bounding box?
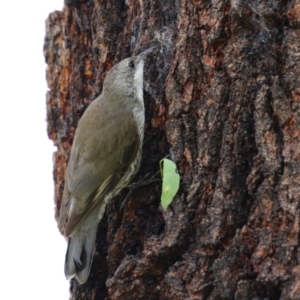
[60,94,141,237]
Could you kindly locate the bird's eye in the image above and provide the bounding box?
[128,61,135,68]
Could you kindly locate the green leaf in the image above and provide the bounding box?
[159,158,180,210]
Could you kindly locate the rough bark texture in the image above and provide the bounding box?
[44,0,300,299]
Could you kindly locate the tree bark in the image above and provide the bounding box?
[44,0,300,299]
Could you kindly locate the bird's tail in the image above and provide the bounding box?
[64,210,98,284]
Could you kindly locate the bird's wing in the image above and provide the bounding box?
[59,98,141,237]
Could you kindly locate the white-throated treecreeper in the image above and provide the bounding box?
[58,47,156,284]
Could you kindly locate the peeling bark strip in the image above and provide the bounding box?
[44,1,300,299]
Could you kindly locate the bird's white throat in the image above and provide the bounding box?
[134,60,144,104]
[133,60,145,136]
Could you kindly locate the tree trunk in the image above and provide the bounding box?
[44,0,300,299]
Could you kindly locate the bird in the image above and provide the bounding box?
[58,47,156,284]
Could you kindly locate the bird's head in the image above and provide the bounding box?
[102,47,156,102]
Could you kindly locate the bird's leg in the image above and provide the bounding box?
[128,171,161,189]
[121,171,161,209]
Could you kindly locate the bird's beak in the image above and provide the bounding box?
[137,46,157,61]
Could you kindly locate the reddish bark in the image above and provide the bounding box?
[44,0,300,299]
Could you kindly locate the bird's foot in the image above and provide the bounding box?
[121,171,161,209]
